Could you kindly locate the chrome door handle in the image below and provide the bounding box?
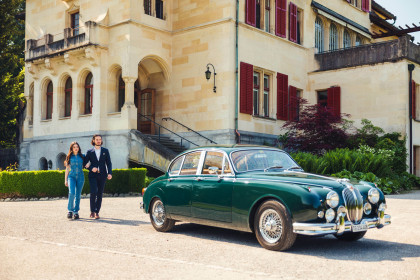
[194,177,203,181]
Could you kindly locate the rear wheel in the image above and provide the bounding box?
[149,198,175,232]
[254,200,296,251]
[334,231,367,241]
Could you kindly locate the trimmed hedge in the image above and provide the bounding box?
[0,168,147,198]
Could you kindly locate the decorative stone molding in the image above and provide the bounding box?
[44,58,57,76]
[85,48,99,67]
[64,53,77,71]
[27,63,39,79]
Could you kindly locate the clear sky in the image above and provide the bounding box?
[374,0,420,44]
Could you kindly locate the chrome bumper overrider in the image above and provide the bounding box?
[140,202,144,209]
[293,213,391,236]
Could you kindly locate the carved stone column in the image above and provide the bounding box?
[121,76,137,129]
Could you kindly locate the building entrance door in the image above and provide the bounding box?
[137,88,155,134]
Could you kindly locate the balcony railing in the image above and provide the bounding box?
[26,21,96,61]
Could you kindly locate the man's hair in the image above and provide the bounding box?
[91,134,103,146]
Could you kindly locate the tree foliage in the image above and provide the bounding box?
[281,101,352,154]
[0,0,25,148]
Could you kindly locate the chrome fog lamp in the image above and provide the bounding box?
[363,203,372,215]
[378,203,387,212]
[325,208,335,222]
[368,188,380,204]
[337,206,346,216]
[318,211,325,219]
[326,191,339,208]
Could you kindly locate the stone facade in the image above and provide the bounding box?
[22,0,420,175]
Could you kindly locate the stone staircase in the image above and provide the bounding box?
[147,134,187,154]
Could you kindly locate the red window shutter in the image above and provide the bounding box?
[245,0,256,27]
[289,86,298,121]
[289,2,297,43]
[362,0,370,12]
[327,86,341,117]
[275,0,287,37]
[412,80,417,119]
[240,62,253,115]
[276,73,288,120]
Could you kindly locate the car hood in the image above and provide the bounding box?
[240,171,372,192]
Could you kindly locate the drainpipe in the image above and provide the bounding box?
[408,64,415,174]
[235,0,240,143]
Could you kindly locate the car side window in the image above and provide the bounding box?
[180,152,201,175]
[201,151,224,175]
[222,156,234,175]
[169,156,184,176]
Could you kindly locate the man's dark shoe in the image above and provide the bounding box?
[67,212,73,219]
[73,213,79,220]
[90,212,95,218]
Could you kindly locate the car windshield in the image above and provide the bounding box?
[231,149,300,172]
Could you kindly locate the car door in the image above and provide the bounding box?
[165,151,202,218]
[192,151,234,223]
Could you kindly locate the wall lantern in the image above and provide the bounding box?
[205,63,217,93]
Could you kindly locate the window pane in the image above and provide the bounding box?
[315,17,324,52]
[144,0,151,15]
[180,152,201,175]
[156,0,163,19]
[85,88,91,114]
[85,73,93,86]
[265,1,270,32]
[253,72,260,115]
[222,156,233,175]
[65,78,72,90]
[169,156,184,175]
[47,94,52,119]
[318,91,328,107]
[201,151,223,175]
[118,75,125,112]
[330,24,338,51]
[343,30,351,48]
[65,90,71,117]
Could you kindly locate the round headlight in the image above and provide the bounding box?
[378,203,387,212]
[325,208,335,222]
[368,188,380,204]
[326,191,339,208]
[363,203,372,215]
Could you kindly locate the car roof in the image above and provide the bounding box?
[178,144,282,155]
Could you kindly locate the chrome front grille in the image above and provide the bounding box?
[342,186,363,224]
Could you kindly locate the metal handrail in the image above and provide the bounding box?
[138,113,198,147]
[162,117,217,144]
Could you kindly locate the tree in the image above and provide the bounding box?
[0,0,25,148]
[280,101,353,154]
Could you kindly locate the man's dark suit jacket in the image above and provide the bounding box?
[85,147,112,178]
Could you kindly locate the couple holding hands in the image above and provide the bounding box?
[64,134,113,220]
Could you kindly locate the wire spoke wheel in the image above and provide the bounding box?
[259,209,283,243]
[149,198,175,232]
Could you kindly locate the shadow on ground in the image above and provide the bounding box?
[170,223,420,261]
[74,217,148,226]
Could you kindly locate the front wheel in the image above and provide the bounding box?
[334,231,367,241]
[254,200,296,251]
[149,198,175,232]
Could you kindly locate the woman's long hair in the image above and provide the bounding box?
[65,142,84,166]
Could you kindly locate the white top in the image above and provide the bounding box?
[95,147,101,172]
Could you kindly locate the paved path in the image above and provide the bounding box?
[1,191,420,280]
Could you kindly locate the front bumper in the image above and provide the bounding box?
[293,214,391,236]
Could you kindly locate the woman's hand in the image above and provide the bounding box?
[85,161,91,168]
[65,180,68,187]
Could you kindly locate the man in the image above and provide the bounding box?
[85,134,112,219]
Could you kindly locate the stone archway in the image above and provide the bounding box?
[136,56,168,135]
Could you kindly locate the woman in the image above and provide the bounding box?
[64,142,88,219]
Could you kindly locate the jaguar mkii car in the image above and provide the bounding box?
[141,145,391,251]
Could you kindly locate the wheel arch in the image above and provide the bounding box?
[248,195,292,232]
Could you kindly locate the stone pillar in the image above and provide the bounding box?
[121,76,137,129]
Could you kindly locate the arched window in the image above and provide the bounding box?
[315,17,324,52]
[343,30,351,48]
[56,153,66,170]
[46,82,53,119]
[118,75,125,112]
[64,78,72,117]
[84,73,93,114]
[355,35,363,46]
[329,23,338,51]
[39,157,48,170]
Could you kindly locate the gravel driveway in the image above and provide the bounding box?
[1,191,419,280]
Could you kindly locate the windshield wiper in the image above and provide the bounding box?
[264,166,283,172]
[285,166,303,171]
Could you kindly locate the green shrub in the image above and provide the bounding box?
[291,148,392,178]
[0,168,147,198]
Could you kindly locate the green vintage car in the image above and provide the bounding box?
[141,145,391,251]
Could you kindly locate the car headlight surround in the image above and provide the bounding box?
[325,208,335,222]
[368,188,380,204]
[326,191,339,208]
[378,202,387,212]
[363,203,372,215]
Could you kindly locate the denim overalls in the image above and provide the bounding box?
[67,154,85,214]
